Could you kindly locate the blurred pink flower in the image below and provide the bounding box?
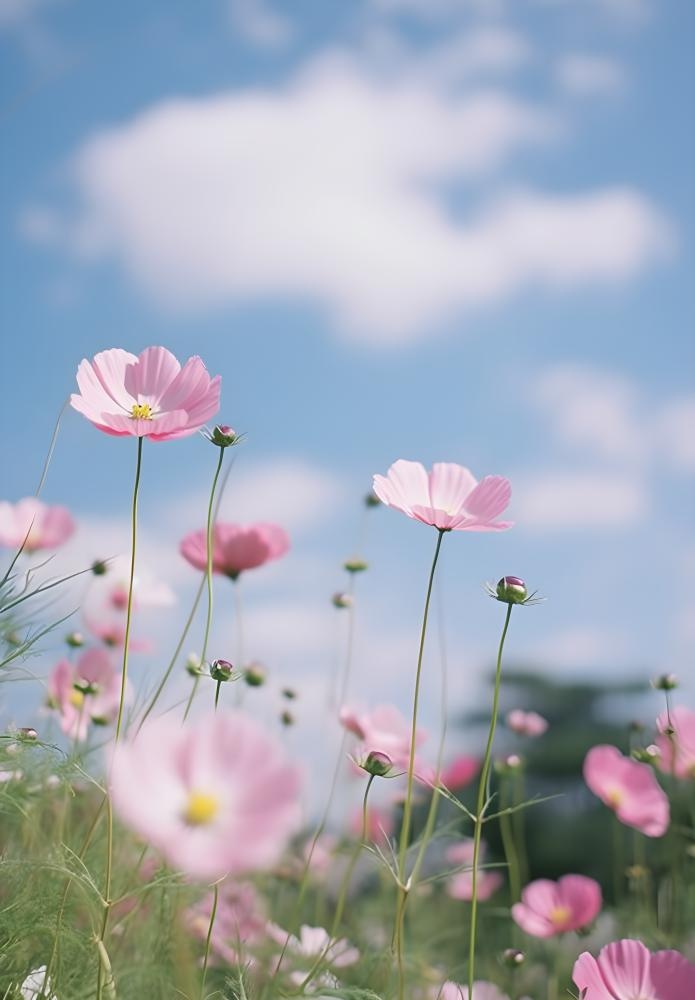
[350,805,394,844]
[656,706,695,779]
[47,648,123,742]
[573,939,695,999]
[110,711,302,881]
[511,875,602,938]
[430,981,510,1000]
[83,614,150,652]
[70,346,221,440]
[372,460,512,532]
[440,755,480,790]
[180,522,290,580]
[446,839,503,902]
[269,924,359,980]
[187,880,267,966]
[506,709,549,737]
[339,703,428,773]
[583,745,669,837]
[0,497,75,552]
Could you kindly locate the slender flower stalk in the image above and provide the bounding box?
[468,602,514,997]
[184,446,226,720]
[499,775,522,904]
[394,527,446,1000]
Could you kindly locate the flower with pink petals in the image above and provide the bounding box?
[110,711,302,881]
[350,805,394,844]
[440,755,480,790]
[340,703,427,773]
[70,346,221,440]
[511,875,602,938]
[372,460,512,532]
[47,649,123,742]
[583,745,669,837]
[0,497,75,553]
[429,981,510,1000]
[506,709,549,738]
[573,939,695,999]
[446,839,503,902]
[180,522,290,580]
[269,924,359,983]
[187,880,267,965]
[656,706,695,779]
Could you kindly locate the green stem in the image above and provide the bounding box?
[395,527,446,1000]
[499,777,521,904]
[200,883,219,999]
[468,602,513,998]
[214,679,222,710]
[511,769,529,889]
[613,817,624,905]
[184,446,225,721]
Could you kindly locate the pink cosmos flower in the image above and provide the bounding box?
[656,706,695,779]
[573,939,695,999]
[429,982,510,1000]
[110,711,302,881]
[187,880,267,966]
[446,839,503,902]
[440,754,480,790]
[372,460,512,532]
[83,614,150,652]
[47,649,123,742]
[511,875,602,938]
[269,924,359,983]
[0,497,75,552]
[70,346,221,440]
[506,709,548,737]
[340,703,428,775]
[583,745,669,837]
[180,522,290,580]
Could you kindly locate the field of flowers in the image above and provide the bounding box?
[1,346,694,1000]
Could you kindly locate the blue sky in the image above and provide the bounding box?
[1,0,694,797]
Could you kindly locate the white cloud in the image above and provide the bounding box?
[556,53,627,97]
[227,0,294,49]
[0,0,51,28]
[528,625,630,669]
[514,471,648,529]
[655,398,695,472]
[22,53,671,343]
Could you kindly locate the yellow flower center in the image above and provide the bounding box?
[131,403,153,420]
[607,788,623,807]
[183,791,219,826]
[549,905,571,926]
[69,690,85,709]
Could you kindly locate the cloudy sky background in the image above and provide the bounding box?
[1,0,693,812]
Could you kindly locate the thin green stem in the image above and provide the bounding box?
[214,679,222,710]
[499,777,521,904]
[200,883,219,999]
[394,528,445,1000]
[115,436,144,742]
[184,447,225,721]
[468,602,513,998]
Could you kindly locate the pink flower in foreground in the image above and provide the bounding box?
[372,460,512,532]
[506,709,548,737]
[340,703,427,773]
[110,711,302,881]
[446,839,503,903]
[47,649,123,742]
[583,745,669,837]
[187,880,267,966]
[573,939,695,999]
[512,875,602,938]
[439,755,480,791]
[656,706,695,779]
[269,924,359,981]
[0,497,75,552]
[71,346,221,440]
[180,522,290,580]
[429,982,510,1000]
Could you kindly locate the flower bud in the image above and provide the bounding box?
[632,745,661,764]
[629,719,645,733]
[360,750,393,777]
[495,753,523,775]
[282,687,297,700]
[65,631,85,649]
[244,663,266,687]
[280,710,295,727]
[73,678,99,696]
[495,576,528,604]
[91,559,108,576]
[185,653,204,677]
[652,673,678,691]
[210,659,234,682]
[364,491,381,508]
[17,727,38,741]
[4,630,22,647]
[332,592,354,609]
[208,424,239,448]
[503,948,525,967]
[343,558,368,574]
